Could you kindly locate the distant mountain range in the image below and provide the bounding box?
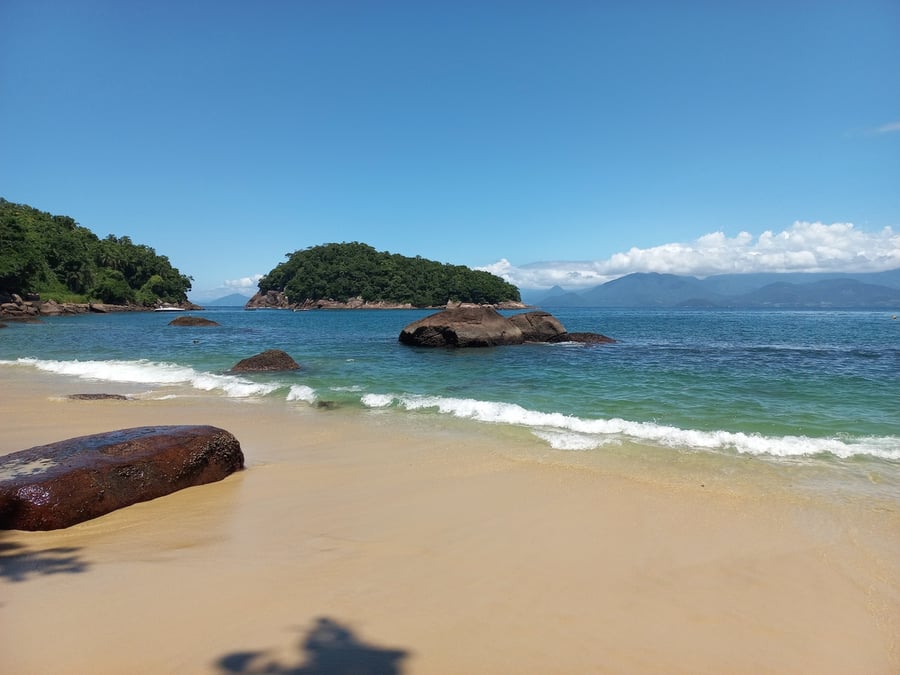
[530,269,900,308]
[201,293,252,307]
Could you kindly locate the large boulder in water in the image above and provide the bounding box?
[0,425,244,531]
[399,306,525,347]
[507,311,568,342]
[230,349,300,372]
[400,307,616,348]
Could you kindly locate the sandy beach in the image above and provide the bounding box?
[2,372,899,674]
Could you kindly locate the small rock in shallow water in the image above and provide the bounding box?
[230,349,301,372]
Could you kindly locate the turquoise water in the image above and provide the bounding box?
[2,307,898,467]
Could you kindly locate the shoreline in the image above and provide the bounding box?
[245,289,528,311]
[0,292,201,321]
[2,373,899,673]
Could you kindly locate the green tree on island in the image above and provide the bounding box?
[0,198,192,304]
[259,242,521,306]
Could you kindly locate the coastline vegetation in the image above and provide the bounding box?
[259,242,521,306]
[0,198,192,305]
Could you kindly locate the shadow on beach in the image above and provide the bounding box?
[0,537,89,582]
[215,616,410,675]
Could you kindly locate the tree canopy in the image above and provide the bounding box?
[0,198,192,304]
[259,242,521,306]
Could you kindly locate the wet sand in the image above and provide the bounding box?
[2,374,899,674]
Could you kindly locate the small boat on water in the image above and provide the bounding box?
[153,306,186,312]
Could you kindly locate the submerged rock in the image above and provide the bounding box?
[230,349,300,372]
[0,425,244,531]
[67,393,131,400]
[168,315,221,327]
[550,331,616,345]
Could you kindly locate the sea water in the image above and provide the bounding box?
[2,306,898,497]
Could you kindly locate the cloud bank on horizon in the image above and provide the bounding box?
[224,274,264,291]
[192,274,263,300]
[479,221,900,291]
[200,221,899,300]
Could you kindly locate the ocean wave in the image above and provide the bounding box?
[286,384,317,403]
[6,357,279,398]
[360,393,395,408]
[361,393,900,461]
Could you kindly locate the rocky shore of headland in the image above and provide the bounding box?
[0,292,201,321]
[245,290,527,311]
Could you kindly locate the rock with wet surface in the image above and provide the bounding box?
[168,316,221,327]
[400,307,616,348]
[230,349,301,372]
[399,306,525,347]
[0,425,243,531]
[549,331,616,344]
[507,311,568,342]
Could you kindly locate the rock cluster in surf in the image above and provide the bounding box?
[399,307,615,348]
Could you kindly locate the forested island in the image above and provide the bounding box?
[251,242,522,309]
[0,199,192,306]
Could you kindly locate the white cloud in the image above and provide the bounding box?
[875,121,900,134]
[478,222,900,290]
[224,274,264,290]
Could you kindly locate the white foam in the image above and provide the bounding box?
[16,356,193,383]
[361,393,395,408]
[287,384,318,403]
[8,357,278,398]
[531,430,622,451]
[361,393,900,461]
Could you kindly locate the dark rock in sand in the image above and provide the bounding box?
[67,393,131,400]
[230,349,300,372]
[399,306,525,347]
[168,315,221,327]
[0,425,244,531]
[507,311,568,342]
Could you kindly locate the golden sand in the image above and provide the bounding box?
[1,373,898,674]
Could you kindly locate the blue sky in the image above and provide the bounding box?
[2,1,898,300]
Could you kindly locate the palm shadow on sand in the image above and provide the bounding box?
[0,538,89,582]
[216,616,409,675]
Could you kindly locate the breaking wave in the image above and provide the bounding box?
[286,384,318,403]
[361,393,900,461]
[5,357,279,398]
